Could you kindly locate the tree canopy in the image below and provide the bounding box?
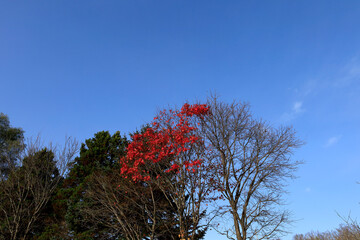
[0,113,24,179]
[0,100,305,240]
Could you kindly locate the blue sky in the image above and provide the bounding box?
[1,1,360,239]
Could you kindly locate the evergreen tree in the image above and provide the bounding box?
[0,113,24,179]
[0,149,61,240]
[60,131,128,239]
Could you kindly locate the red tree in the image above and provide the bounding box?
[120,103,213,240]
[120,103,210,182]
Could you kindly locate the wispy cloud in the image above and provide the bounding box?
[334,58,360,87]
[292,57,360,98]
[293,101,304,113]
[325,135,341,147]
[281,56,360,123]
[280,101,305,122]
[302,79,320,97]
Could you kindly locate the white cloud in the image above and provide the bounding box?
[282,56,360,123]
[280,101,305,122]
[293,101,304,113]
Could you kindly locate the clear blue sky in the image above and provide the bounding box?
[1,1,360,239]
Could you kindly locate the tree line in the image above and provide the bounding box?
[0,95,328,240]
[293,218,360,240]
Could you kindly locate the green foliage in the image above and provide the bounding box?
[60,131,128,239]
[0,123,208,239]
[0,148,61,239]
[34,224,69,240]
[0,113,24,179]
[22,148,59,182]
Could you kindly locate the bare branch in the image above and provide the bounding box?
[201,96,303,240]
[0,136,78,240]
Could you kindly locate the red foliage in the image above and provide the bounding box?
[120,103,210,182]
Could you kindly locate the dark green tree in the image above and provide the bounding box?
[58,130,191,240]
[0,115,77,240]
[83,160,183,240]
[60,131,128,239]
[0,113,25,179]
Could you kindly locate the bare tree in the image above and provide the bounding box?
[336,213,360,240]
[118,105,215,240]
[147,107,216,240]
[293,222,360,240]
[200,96,303,240]
[82,167,179,240]
[150,143,214,240]
[82,170,143,240]
[0,136,78,240]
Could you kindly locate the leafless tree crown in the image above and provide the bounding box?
[0,136,78,240]
[200,96,303,240]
